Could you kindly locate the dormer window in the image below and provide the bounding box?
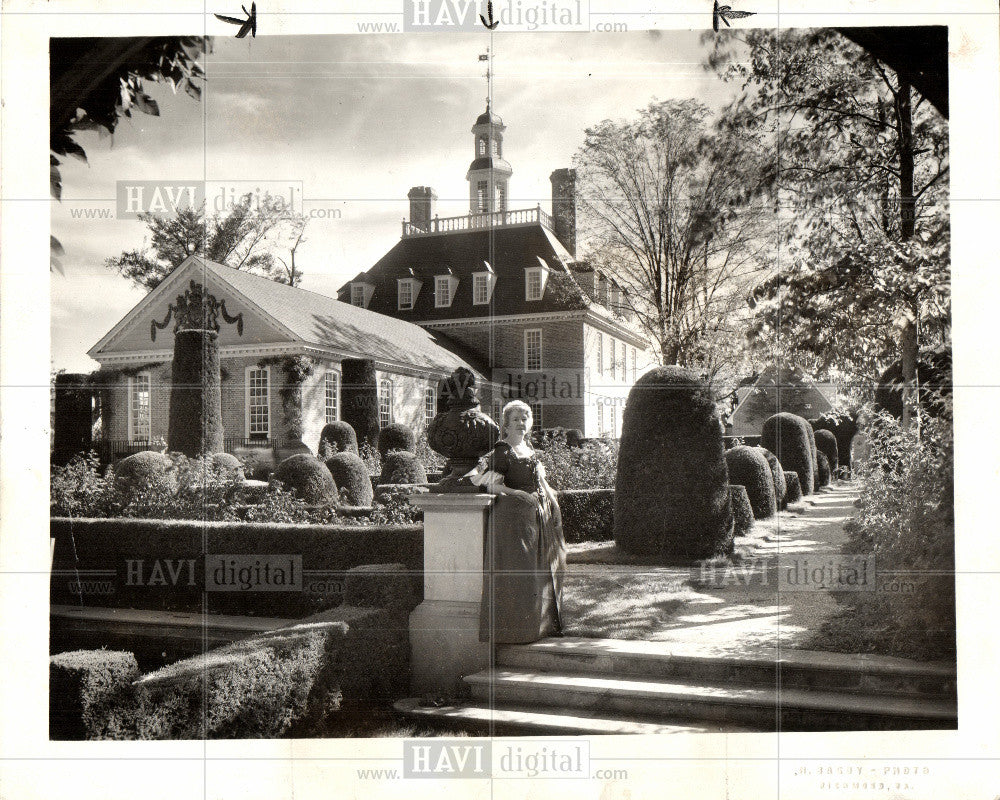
[610,281,621,312]
[435,274,459,308]
[472,262,497,305]
[397,277,421,310]
[350,282,375,308]
[525,258,550,301]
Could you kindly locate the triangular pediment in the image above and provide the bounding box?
[88,256,297,361]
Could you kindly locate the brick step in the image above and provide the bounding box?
[464,669,957,732]
[393,698,752,736]
[497,637,957,699]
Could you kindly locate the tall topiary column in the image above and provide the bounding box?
[52,373,94,465]
[614,366,734,561]
[151,279,243,457]
[762,412,814,495]
[341,358,380,452]
[813,429,839,473]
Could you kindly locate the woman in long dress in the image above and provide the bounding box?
[471,400,566,643]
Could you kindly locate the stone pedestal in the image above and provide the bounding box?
[408,492,495,696]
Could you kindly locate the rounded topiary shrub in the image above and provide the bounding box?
[114,451,175,495]
[755,447,787,511]
[210,452,245,482]
[784,471,803,504]
[379,451,428,485]
[813,429,839,473]
[614,366,734,561]
[761,413,814,496]
[566,429,584,448]
[811,413,858,473]
[816,451,832,488]
[729,485,754,538]
[318,421,359,458]
[274,454,338,505]
[325,451,373,506]
[377,423,416,460]
[725,446,776,519]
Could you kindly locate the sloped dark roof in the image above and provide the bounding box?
[200,258,484,375]
[338,223,591,320]
[468,156,512,173]
[475,107,503,126]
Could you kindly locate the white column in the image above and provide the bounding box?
[407,492,495,696]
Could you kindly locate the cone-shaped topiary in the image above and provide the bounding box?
[114,451,175,496]
[784,471,802,504]
[377,422,416,460]
[761,413,814,495]
[325,451,373,506]
[816,451,831,488]
[811,413,857,473]
[318,421,359,458]
[274,454,338,505]
[340,359,380,451]
[210,452,244,481]
[378,451,428,485]
[614,366,734,561]
[813,429,839,473]
[755,447,787,511]
[725,446,776,519]
[729,485,755,537]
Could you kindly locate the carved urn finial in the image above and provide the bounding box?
[151,280,244,341]
[427,368,499,491]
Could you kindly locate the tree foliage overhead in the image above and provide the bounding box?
[106,194,309,291]
[706,28,950,400]
[573,98,777,386]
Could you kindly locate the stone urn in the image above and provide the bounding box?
[427,368,499,491]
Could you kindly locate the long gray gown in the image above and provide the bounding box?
[476,442,566,643]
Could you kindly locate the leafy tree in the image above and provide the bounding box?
[707,28,950,428]
[106,194,308,291]
[50,37,210,272]
[573,98,776,388]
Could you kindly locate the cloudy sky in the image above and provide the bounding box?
[52,30,741,372]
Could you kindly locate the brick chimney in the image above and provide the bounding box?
[407,186,437,233]
[549,168,577,257]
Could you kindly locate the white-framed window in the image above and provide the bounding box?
[524,260,550,301]
[397,279,415,310]
[324,370,340,424]
[476,180,488,212]
[610,339,617,380]
[528,400,543,431]
[597,401,606,437]
[473,273,490,304]
[478,138,486,156]
[610,281,621,312]
[611,405,618,437]
[246,366,270,439]
[491,138,500,157]
[128,372,151,441]
[379,379,393,427]
[597,333,604,376]
[631,347,637,382]
[435,275,457,308]
[525,329,542,372]
[496,182,506,212]
[424,386,437,427]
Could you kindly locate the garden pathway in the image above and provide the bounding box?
[562,481,861,658]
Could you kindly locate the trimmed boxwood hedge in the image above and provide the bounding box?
[49,650,139,740]
[816,451,832,488]
[810,413,858,472]
[557,489,614,542]
[319,421,359,457]
[784,471,803,504]
[614,366,733,561]
[379,451,427,486]
[274,454,339,505]
[729,485,754,538]
[325,451,373,506]
[50,517,423,617]
[725,446,776,519]
[755,447,787,510]
[814,429,839,473]
[79,604,410,739]
[377,423,416,460]
[805,423,819,477]
[762,413,814,496]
